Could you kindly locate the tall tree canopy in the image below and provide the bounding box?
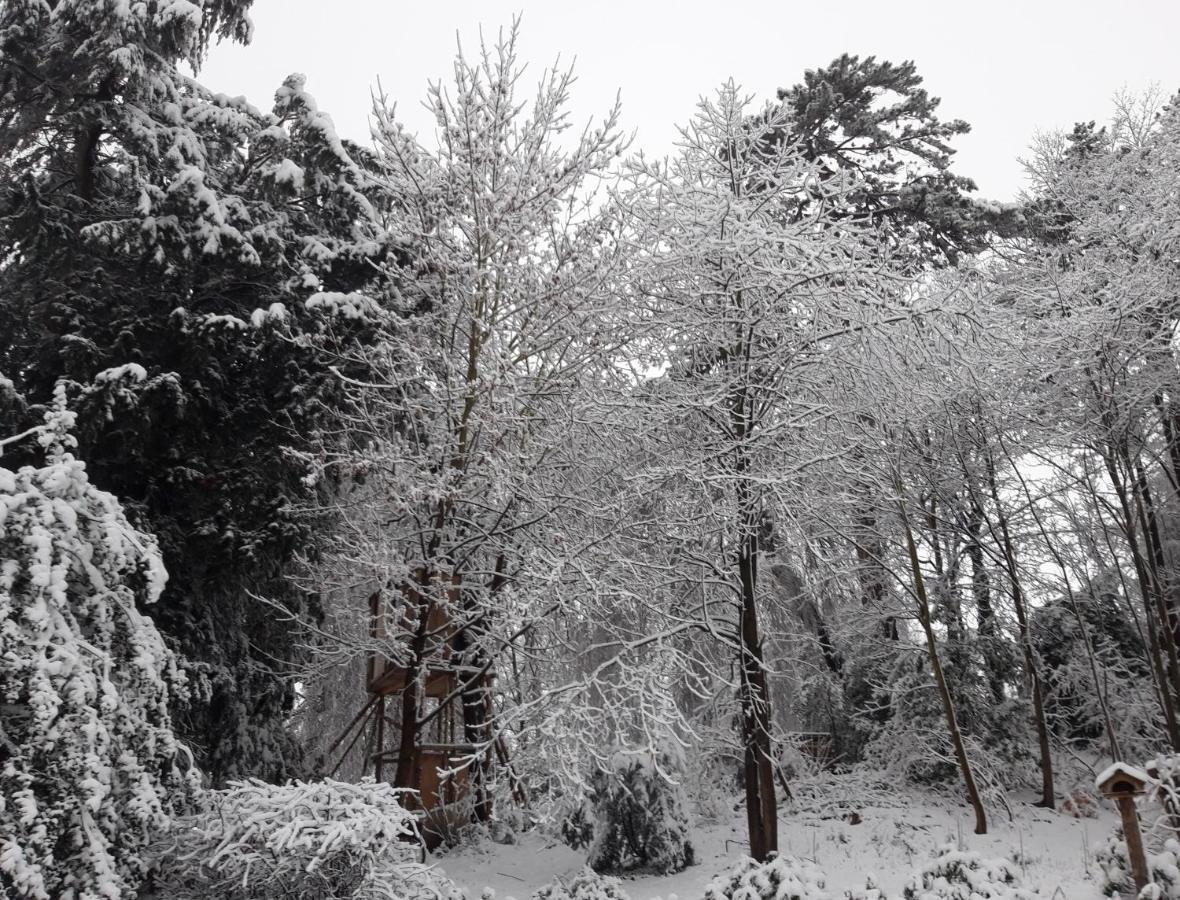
[770,54,1018,265]
[0,0,395,781]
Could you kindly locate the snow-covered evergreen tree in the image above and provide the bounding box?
[0,0,394,781]
[0,385,193,900]
[586,745,694,875]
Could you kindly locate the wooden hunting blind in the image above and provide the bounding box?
[325,568,528,846]
[369,573,492,807]
[325,570,496,845]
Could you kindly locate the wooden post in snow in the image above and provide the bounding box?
[1096,763,1151,894]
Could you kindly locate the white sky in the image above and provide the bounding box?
[199,0,1180,201]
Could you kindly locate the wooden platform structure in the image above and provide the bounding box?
[327,570,524,845]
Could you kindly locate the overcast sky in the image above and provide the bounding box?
[198,1,1180,201]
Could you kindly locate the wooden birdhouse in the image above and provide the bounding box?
[1096,763,1152,893]
[1095,763,1149,799]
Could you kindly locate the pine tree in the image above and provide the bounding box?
[0,1,394,781]
[770,54,1019,265]
[0,386,194,900]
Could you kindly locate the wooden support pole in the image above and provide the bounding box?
[326,693,379,760]
[332,701,376,779]
[1117,794,1149,894]
[374,695,386,782]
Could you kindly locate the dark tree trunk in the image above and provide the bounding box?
[72,73,116,202]
[984,456,1054,809]
[856,507,898,640]
[900,500,987,835]
[1135,461,1179,647]
[729,355,777,861]
[393,576,435,794]
[737,519,778,860]
[1105,446,1180,749]
[456,562,504,824]
[1001,439,1124,761]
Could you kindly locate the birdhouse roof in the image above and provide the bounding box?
[1095,762,1151,795]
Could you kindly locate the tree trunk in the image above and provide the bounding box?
[456,564,502,824]
[964,491,1004,704]
[1105,447,1180,749]
[72,73,117,202]
[393,576,435,795]
[1002,440,1124,761]
[730,359,777,860]
[900,500,987,834]
[737,520,778,860]
[1134,460,1180,648]
[984,455,1054,809]
[855,506,898,640]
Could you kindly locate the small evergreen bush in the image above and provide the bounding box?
[902,845,1040,899]
[1095,830,1180,899]
[704,854,832,900]
[586,745,694,875]
[531,867,630,900]
[559,797,596,851]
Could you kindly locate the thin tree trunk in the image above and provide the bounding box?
[1003,443,1124,760]
[964,489,1004,704]
[856,506,898,640]
[899,499,987,834]
[1105,446,1180,749]
[394,576,435,795]
[1134,460,1179,647]
[983,455,1054,809]
[1153,395,1180,504]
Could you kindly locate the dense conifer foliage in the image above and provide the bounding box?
[0,0,394,781]
[0,390,193,900]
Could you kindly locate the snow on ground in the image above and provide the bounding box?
[434,783,1119,899]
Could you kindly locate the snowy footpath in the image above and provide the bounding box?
[435,789,1117,899]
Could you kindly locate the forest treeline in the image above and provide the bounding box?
[2,3,1179,897]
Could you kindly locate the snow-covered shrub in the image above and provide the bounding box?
[587,744,695,874]
[683,740,737,823]
[1033,581,1158,763]
[559,796,596,851]
[1095,830,1180,899]
[487,802,531,846]
[902,845,1040,899]
[844,882,889,900]
[149,777,455,900]
[531,867,630,900]
[863,657,1033,792]
[1094,831,1129,898]
[704,854,832,900]
[0,390,194,900]
[1146,753,1180,838]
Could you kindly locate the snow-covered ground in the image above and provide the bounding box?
[435,784,1118,899]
